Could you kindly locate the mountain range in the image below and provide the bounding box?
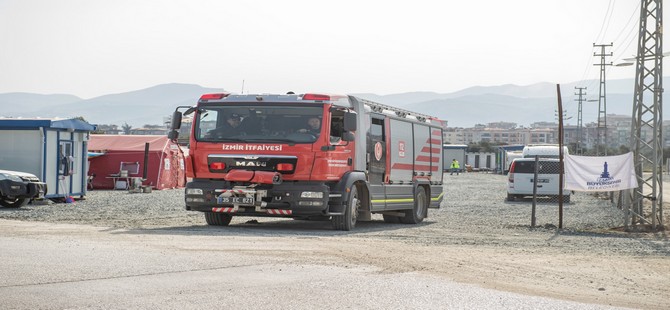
[0,78,660,128]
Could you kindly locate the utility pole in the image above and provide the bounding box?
[593,43,613,155]
[574,87,586,155]
[628,0,663,231]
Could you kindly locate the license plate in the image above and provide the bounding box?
[217,196,255,205]
[531,179,550,183]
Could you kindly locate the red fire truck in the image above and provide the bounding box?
[168,93,444,230]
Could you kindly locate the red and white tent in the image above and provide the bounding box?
[88,135,186,190]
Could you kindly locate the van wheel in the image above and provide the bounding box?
[506,194,515,202]
[0,197,28,208]
[332,186,359,231]
[400,187,427,224]
[204,212,232,226]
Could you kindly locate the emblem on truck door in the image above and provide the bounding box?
[374,142,383,161]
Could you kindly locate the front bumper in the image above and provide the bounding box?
[0,180,46,200]
[184,180,344,217]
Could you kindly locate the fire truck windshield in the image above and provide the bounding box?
[196,105,324,143]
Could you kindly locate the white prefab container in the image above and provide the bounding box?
[522,145,569,159]
[0,118,96,200]
[465,152,496,171]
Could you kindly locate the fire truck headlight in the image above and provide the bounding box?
[300,191,323,199]
[186,188,204,195]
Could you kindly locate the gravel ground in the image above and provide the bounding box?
[2,172,669,309]
[2,172,667,262]
[0,172,666,250]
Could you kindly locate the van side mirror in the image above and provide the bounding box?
[343,112,357,132]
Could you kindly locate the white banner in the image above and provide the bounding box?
[564,152,638,192]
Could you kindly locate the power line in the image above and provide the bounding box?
[610,4,641,60]
[594,0,616,44]
[578,2,638,90]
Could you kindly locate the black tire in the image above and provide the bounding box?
[383,214,400,223]
[332,186,359,231]
[400,187,427,224]
[0,197,28,208]
[506,193,515,202]
[204,212,232,226]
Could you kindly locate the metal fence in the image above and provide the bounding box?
[504,154,630,229]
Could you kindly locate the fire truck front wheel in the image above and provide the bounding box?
[331,185,360,231]
[400,186,427,224]
[204,212,233,226]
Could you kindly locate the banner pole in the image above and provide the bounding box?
[557,84,564,229]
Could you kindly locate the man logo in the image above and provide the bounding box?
[235,161,268,167]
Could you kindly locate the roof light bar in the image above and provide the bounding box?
[200,93,230,100]
[302,93,332,101]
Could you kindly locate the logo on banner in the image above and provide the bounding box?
[564,152,637,192]
[586,161,622,190]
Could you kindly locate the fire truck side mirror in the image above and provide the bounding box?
[168,111,182,141]
[170,111,183,130]
[168,130,179,141]
[343,112,357,132]
[342,131,355,142]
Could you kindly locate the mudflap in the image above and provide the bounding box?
[328,171,369,215]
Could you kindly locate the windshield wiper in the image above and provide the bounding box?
[243,138,298,145]
[204,137,247,142]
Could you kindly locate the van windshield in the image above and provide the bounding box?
[513,161,560,174]
[195,105,323,143]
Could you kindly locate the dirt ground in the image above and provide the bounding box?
[1,172,669,309]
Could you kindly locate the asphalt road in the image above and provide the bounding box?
[0,220,627,310]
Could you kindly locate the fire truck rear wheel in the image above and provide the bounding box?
[204,212,233,226]
[383,214,400,223]
[331,185,359,231]
[400,186,427,224]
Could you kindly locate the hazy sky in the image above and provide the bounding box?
[0,0,654,99]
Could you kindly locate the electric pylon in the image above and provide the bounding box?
[628,0,664,230]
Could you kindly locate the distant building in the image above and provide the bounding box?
[94,124,122,135]
[487,121,517,130]
[129,127,168,135]
[443,127,465,144]
[445,114,665,151]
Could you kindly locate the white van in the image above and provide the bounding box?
[504,151,523,173]
[506,157,570,202]
[522,145,569,159]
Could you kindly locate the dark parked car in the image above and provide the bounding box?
[0,169,47,208]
